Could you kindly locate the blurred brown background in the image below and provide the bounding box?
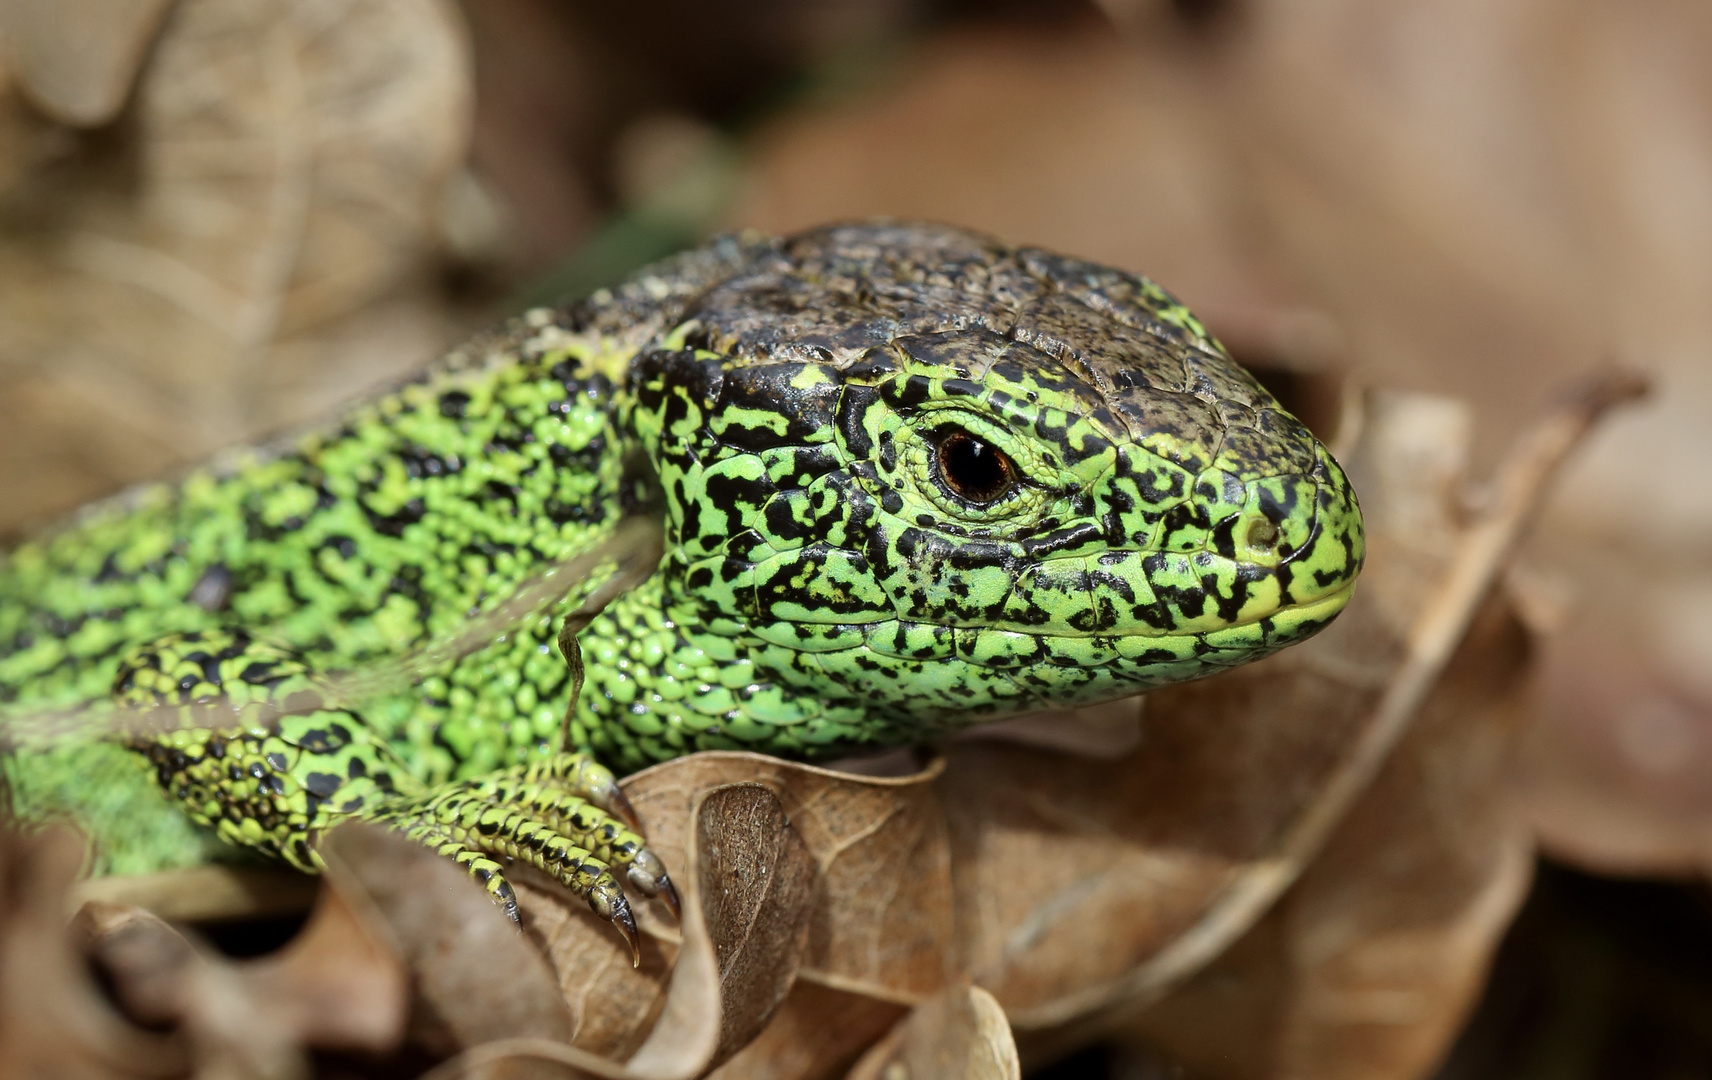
[2,1,1710,1076]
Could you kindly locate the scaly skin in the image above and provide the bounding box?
[0,223,1364,952]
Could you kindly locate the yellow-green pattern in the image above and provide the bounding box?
[0,223,1362,944]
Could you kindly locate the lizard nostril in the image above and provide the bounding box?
[1244,516,1280,553]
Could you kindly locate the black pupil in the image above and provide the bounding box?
[937,431,1014,504]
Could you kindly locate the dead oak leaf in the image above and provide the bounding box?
[0,0,471,533]
[846,982,1020,1080]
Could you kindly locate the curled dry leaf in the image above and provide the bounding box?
[0,825,184,1080]
[490,781,817,1075]
[846,982,1020,1080]
[504,749,950,1066]
[703,981,906,1080]
[330,783,813,1079]
[1117,591,1536,1080]
[620,752,954,1002]
[690,784,816,1069]
[317,822,576,1057]
[72,863,318,923]
[73,862,406,1080]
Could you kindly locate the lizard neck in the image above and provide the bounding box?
[568,567,963,773]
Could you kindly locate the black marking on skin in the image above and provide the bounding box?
[944,540,1010,572]
[241,660,280,684]
[1020,522,1103,559]
[836,386,879,457]
[189,564,234,612]
[762,494,815,545]
[894,528,921,561]
[895,376,933,413]
[1134,466,1188,506]
[363,498,426,539]
[635,349,724,416]
[1205,569,1253,622]
[1209,513,1243,558]
[844,349,899,381]
[719,364,840,448]
[1257,482,1299,531]
[1318,524,1360,588]
[702,471,775,518]
[1159,500,1211,540]
[675,476,703,542]
[399,445,457,479]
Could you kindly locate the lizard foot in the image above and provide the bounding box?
[527,751,681,918]
[369,752,675,964]
[113,632,669,963]
[376,798,642,963]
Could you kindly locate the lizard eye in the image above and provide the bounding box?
[934,429,1017,505]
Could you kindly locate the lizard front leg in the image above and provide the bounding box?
[114,629,673,960]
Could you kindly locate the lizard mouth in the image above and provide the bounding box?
[1193,576,1358,653]
[1267,576,1357,629]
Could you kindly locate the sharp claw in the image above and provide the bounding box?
[606,784,643,832]
[657,876,682,922]
[613,896,642,968]
[588,880,643,967]
[625,850,681,923]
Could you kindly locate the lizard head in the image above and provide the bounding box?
[630,223,1363,740]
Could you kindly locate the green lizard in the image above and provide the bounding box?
[0,223,1363,958]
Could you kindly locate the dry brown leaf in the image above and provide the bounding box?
[693,784,816,1069]
[0,0,472,534]
[703,981,906,1080]
[238,875,407,1051]
[318,822,577,1057]
[77,903,305,1079]
[0,0,176,125]
[0,825,184,1080]
[1112,595,1536,1080]
[72,858,405,1079]
[71,864,318,923]
[409,782,814,1079]
[620,752,954,1002]
[846,982,1019,1080]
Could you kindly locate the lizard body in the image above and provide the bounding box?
[0,223,1363,949]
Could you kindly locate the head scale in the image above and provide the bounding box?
[630,223,1363,735]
